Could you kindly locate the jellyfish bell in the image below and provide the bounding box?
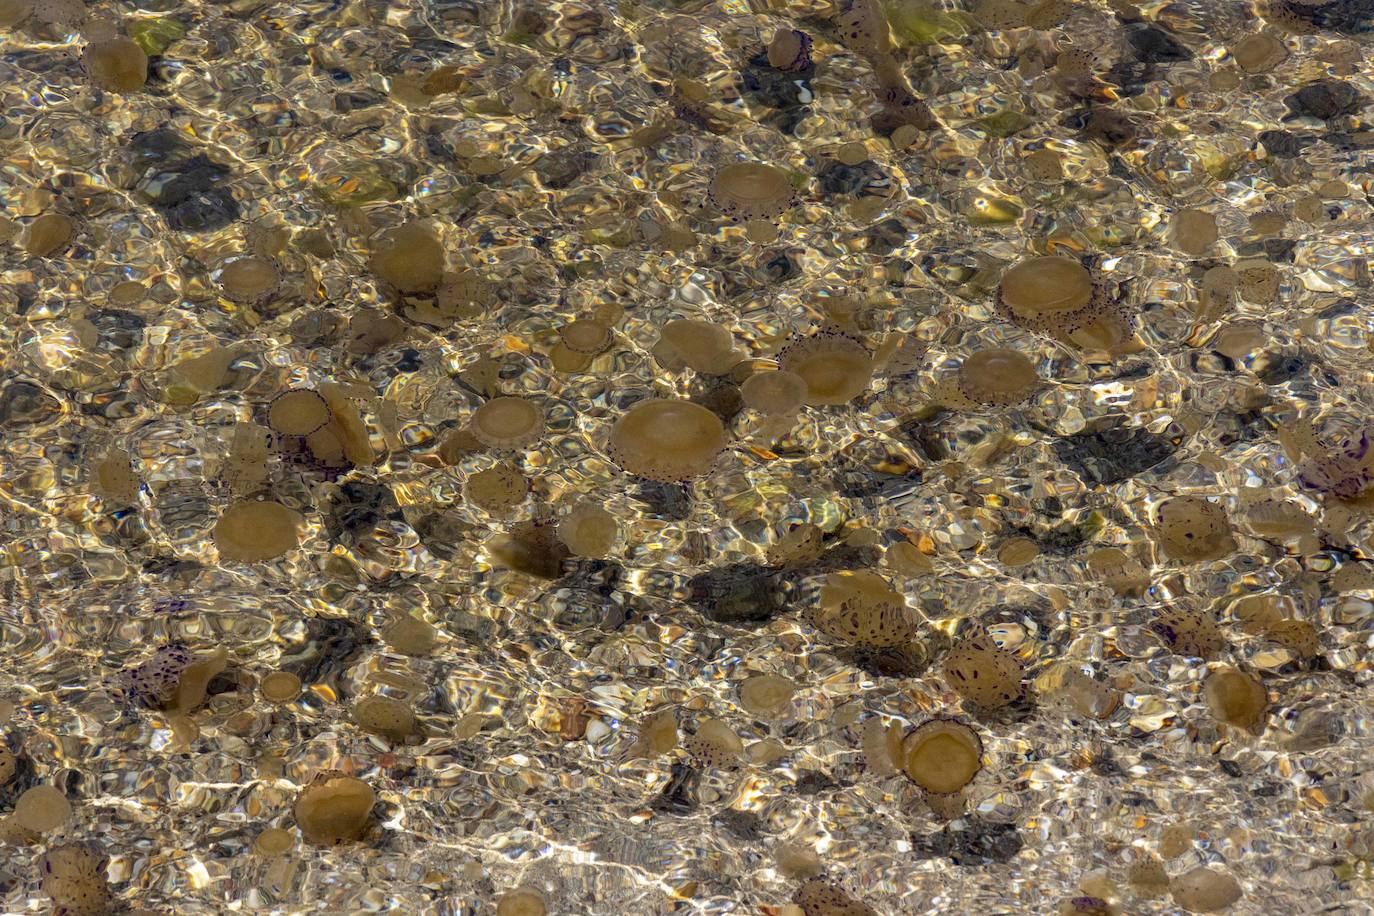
[606,398,727,482]
[707,162,797,223]
[996,256,1136,351]
[777,332,874,406]
[470,397,545,450]
[902,718,984,795]
[956,347,1041,407]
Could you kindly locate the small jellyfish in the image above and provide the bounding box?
[766,522,824,566]
[294,770,374,846]
[369,221,445,294]
[23,212,74,257]
[259,671,302,703]
[1151,496,1235,564]
[345,309,405,355]
[833,0,891,58]
[1150,607,1226,658]
[793,877,877,916]
[738,674,795,718]
[470,397,545,450]
[1171,866,1242,913]
[497,888,548,916]
[465,463,528,513]
[1126,852,1170,897]
[948,348,1042,408]
[652,319,741,376]
[1231,34,1289,73]
[214,499,303,563]
[381,614,439,656]
[776,332,874,406]
[39,842,114,916]
[607,398,727,482]
[1172,209,1218,257]
[84,37,147,92]
[902,718,984,795]
[90,446,141,505]
[1085,547,1150,596]
[683,718,743,769]
[1296,423,1374,498]
[489,520,571,579]
[707,163,797,223]
[217,256,281,305]
[996,256,1136,351]
[741,369,808,416]
[268,389,331,437]
[352,695,419,742]
[557,317,613,358]
[253,827,296,858]
[767,29,813,72]
[810,570,917,648]
[556,502,619,557]
[432,269,497,322]
[13,785,72,834]
[1203,666,1267,731]
[941,628,1024,709]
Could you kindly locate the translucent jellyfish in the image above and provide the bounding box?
[217,256,280,305]
[766,522,824,566]
[809,570,917,648]
[352,695,418,742]
[13,785,72,833]
[683,718,743,768]
[1086,547,1150,596]
[1127,852,1170,897]
[941,628,1024,709]
[556,502,619,557]
[652,319,741,375]
[465,463,528,513]
[741,369,808,415]
[433,269,497,321]
[776,332,874,406]
[259,671,302,703]
[767,29,813,72]
[1151,497,1235,564]
[24,212,73,257]
[1296,423,1374,498]
[970,0,1028,28]
[738,674,795,718]
[39,842,113,916]
[305,384,374,468]
[106,644,194,709]
[707,163,797,222]
[1203,666,1267,731]
[214,499,302,563]
[1172,209,1218,257]
[253,827,295,858]
[996,256,1136,350]
[369,221,445,294]
[345,310,405,355]
[294,771,374,845]
[1150,607,1226,658]
[1171,866,1242,913]
[1232,34,1289,73]
[497,888,548,916]
[90,447,141,505]
[84,33,148,91]
[470,397,545,450]
[793,877,877,916]
[607,398,726,482]
[833,0,891,58]
[949,348,1041,408]
[557,318,613,358]
[268,389,331,437]
[380,614,438,655]
[902,718,984,795]
[1262,618,1319,657]
[489,520,570,579]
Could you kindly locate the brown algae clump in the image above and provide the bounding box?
[1204,666,1267,731]
[741,369,808,415]
[84,37,147,92]
[1151,497,1235,564]
[294,771,374,845]
[497,888,548,916]
[607,398,727,482]
[810,570,917,648]
[471,397,545,450]
[40,842,114,916]
[777,332,874,406]
[707,163,797,222]
[902,718,983,795]
[214,499,302,563]
[1171,866,1242,913]
[353,695,418,742]
[996,256,1135,350]
[941,628,1024,709]
[217,256,281,305]
[954,348,1041,407]
[370,221,445,294]
[268,389,331,437]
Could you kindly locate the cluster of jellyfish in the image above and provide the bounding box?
[6,0,1374,910]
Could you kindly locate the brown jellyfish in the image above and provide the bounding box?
[294,771,374,845]
[1150,606,1226,658]
[1171,866,1242,913]
[556,502,619,557]
[369,221,445,294]
[810,570,918,648]
[557,318,613,356]
[652,319,741,375]
[23,212,74,257]
[40,842,115,915]
[941,628,1024,709]
[793,877,877,916]
[1203,666,1267,731]
[470,397,545,450]
[767,28,813,72]
[268,389,331,437]
[741,369,808,416]
[996,256,1136,351]
[352,695,419,742]
[84,37,148,91]
[433,269,497,321]
[607,398,727,482]
[902,718,984,795]
[683,718,743,769]
[217,256,281,305]
[1151,496,1235,564]
[945,347,1042,408]
[1296,423,1374,499]
[497,888,549,916]
[777,332,874,406]
[738,674,796,718]
[214,499,303,563]
[707,163,797,223]
[465,463,528,513]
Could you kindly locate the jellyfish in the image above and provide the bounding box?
[607,398,727,482]
[707,163,797,223]
[470,397,545,450]
[777,332,874,406]
[294,771,374,845]
[902,718,984,795]
[214,499,303,563]
[996,256,1137,351]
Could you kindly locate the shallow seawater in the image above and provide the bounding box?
[4,0,1374,912]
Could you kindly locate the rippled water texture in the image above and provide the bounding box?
[4,0,1374,912]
